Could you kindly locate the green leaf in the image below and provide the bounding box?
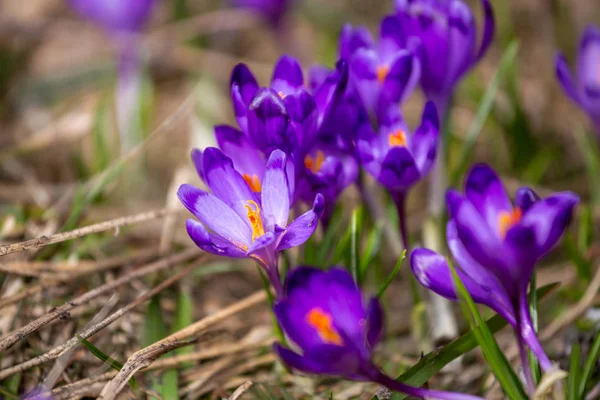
[579,330,600,397]
[75,335,137,389]
[449,262,527,400]
[527,273,541,384]
[92,95,113,173]
[174,287,194,365]
[350,207,362,283]
[381,283,558,400]
[377,251,406,298]
[360,224,383,283]
[144,295,178,400]
[0,385,19,400]
[567,342,581,400]
[573,124,600,206]
[450,40,519,186]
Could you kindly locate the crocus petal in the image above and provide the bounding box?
[70,0,156,33]
[410,101,439,175]
[185,219,247,258]
[262,150,290,231]
[502,224,538,284]
[309,64,332,93]
[349,48,379,113]
[445,0,477,86]
[447,221,513,312]
[555,53,582,105]
[283,90,318,150]
[382,51,417,104]
[214,124,265,179]
[190,148,205,182]
[202,147,258,219]
[276,193,324,250]
[177,184,251,245]
[410,248,516,325]
[521,192,579,256]
[248,231,276,253]
[366,298,385,349]
[446,190,503,270]
[514,187,540,212]
[247,89,291,154]
[230,63,259,106]
[475,0,495,61]
[379,15,405,63]
[464,163,512,233]
[378,147,421,190]
[578,25,600,89]
[273,344,330,375]
[273,343,362,377]
[271,55,304,96]
[339,24,374,60]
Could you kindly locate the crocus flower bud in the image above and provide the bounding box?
[556,25,600,135]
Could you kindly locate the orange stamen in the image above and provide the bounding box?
[244,200,265,241]
[376,65,390,84]
[498,208,522,238]
[304,151,325,173]
[388,129,407,147]
[243,174,262,193]
[306,308,343,345]
[278,91,286,99]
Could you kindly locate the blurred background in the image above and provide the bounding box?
[0,0,600,398]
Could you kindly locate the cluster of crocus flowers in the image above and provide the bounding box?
[556,25,600,135]
[410,164,579,390]
[274,267,485,400]
[178,148,324,296]
[392,0,495,115]
[69,0,156,153]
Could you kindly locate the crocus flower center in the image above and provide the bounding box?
[242,174,262,193]
[278,91,287,99]
[388,129,407,147]
[376,65,390,84]
[498,207,522,238]
[305,307,343,345]
[304,151,325,173]
[244,200,265,241]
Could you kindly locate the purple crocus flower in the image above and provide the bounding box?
[274,266,484,400]
[410,164,578,378]
[232,0,292,28]
[393,0,495,114]
[70,0,156,153]
[340,20,421,118]
[178,148,324,296]
[357,101,440,195]
[556,25,600,134]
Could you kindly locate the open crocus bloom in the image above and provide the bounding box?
[393,0,495,114]
[178,148,324,296]
[556,25,600,134]
[274,267,485,400]
[342,19,421,117]
[357,101,439,194]
[411,163,579,371]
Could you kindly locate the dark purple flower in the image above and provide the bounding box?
[70,0,156,34]
[232,0,292,27]
[357,101,440,194]
[393,0,495,113]
[341,20,421,117]
[556,25,600,134]
[274,266,484,400]
[178,148,324,296]
[411,163,579,372]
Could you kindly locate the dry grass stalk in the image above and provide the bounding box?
[0,247,203,352]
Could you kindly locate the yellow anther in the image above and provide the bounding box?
[304,151,325,173]
[306,308,343,345]
[244,200,265,242]
[498,208,522,238]
[376,65,390,84]
[388,129,407,147]
[243,174,262,193]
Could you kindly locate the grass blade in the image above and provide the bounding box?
[449,262,527,400]
[381,282,558,400]
[579,330,600,397]
[451,40,519,186]
[377,251,406,298]
[573,124,600,206]
[567,342,581,400]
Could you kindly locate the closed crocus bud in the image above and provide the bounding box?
[394,0,495,114]
[556,25,600,135]
[232,0,293,28]
[70,0,156,35]
[274,266,485,400]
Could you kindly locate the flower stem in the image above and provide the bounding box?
[373,369,485,400]
[518,292,553,372]
[515,330,535,395]
[391,191,410,254]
